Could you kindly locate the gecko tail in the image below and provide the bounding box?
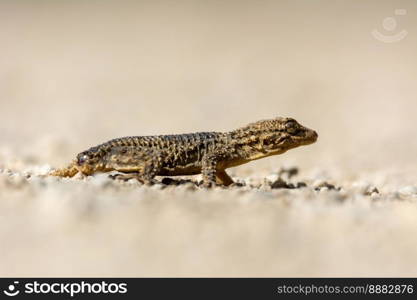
[49,161,79,177]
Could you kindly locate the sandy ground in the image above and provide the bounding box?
[0,0,416,277]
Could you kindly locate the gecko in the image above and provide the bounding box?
[50,117,318,187]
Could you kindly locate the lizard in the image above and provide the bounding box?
[50,117,318,187]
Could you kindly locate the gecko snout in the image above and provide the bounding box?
[288,122,318,146]
[303,128,318,144]
[312,130,318,140]
[308,128,318,140]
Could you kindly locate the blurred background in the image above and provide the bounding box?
[0,0,416,277]
[1,0,416,172]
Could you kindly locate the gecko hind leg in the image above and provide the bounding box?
[108,149,163,185]
[109,172,158,185]
[109,158,161,185]
[110,172,142,182]
[215,170,234,186]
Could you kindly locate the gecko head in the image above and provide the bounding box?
[279,117,318,147]
[76,147,105,175]
[245,117,318,154]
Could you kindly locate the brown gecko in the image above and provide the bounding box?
[50,117,318,187]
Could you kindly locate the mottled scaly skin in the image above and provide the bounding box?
[50,117,318,187]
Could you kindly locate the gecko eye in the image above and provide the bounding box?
[285,121,297,134]
[77,154,89,165]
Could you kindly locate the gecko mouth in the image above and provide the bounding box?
[263,128,318,152]
[298,129,318,145]
[281,128,318,148]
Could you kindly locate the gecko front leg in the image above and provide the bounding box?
[215,170,234,186]
[109,150,162,185]
[201,154,217,188]
[201,153,234,187]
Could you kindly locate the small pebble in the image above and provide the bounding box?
[24,164,52,176]
[6,173,27,187]
[161,177,176,185]
[270,178,294,189]
[181,182,197,191]
[313,180,340,191]
[150,183,165,190]
[90,173,113,187]
[364,186,379,196]
[398,186,417,196]
[265,174,279,183]
[352,182,379,196]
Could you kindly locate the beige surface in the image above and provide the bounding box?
[0,0,416,276]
